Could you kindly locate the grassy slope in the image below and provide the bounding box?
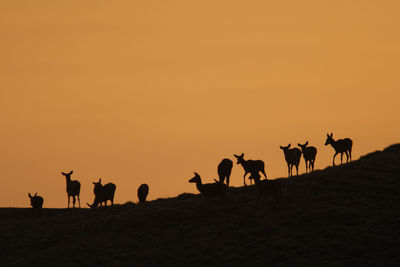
[1,145,400,266]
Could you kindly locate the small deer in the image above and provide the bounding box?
[188,172,227,209]
[137,183,149,203]
[28,192,44,210]
[61,171,81,208]
[280,144,302,177]
[325,133,353,166]
[234,153,267,186]
[217,158,233,187]
[248,172,282,204]
[297,141,317,173]
[87,178,116,208]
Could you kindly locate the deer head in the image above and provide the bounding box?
[279,144,291,152]
[325,133,334,146]
[233,153,245,164]
[189,172,200,183]
[297,141,309,151]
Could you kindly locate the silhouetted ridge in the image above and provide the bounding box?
[2,144,399,266]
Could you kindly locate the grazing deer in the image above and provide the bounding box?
[61,171,81,208]
[217,158,233,187]
[234,153,267,186]
[137,183,149,203]
[87,178,116,208]
[188,172,227,209]
[325,133,353,166]
[28,192,44,210]
[280,144,302,177]
[248,172,282,204]
[297,141,317,173]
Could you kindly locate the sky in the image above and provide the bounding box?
[1,0,399,207]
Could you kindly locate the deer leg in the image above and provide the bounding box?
[77,195,81,208]
[72,196,76,208]
[67,195,70,208]
[261,169,267,179]
[226,176,230,188]
[243,173,248,186]
[295,164,299,176]
[340,153,343,164]
[345,151,349,163]
[333,152,338,166]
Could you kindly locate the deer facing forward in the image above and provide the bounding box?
[280,144,302,177]
[298,141,317,173]
[61,171,81,208]
[324,133,353,166]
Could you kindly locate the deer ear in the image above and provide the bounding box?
[233,154,238,158]
[99,178,101,183]
[280,146,284,149]
[61,172,66,175]
[28,193,32,198]
[241,153,244,157]
[330,133,333,137]
[34,192,37,197]
[194,172,199,176]
[288,144,291,148]
[93,182,96,185]
[297,143,301,147]
[69,171,73,175]
[305,141,308,146]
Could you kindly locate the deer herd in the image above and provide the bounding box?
[29,133,353,211]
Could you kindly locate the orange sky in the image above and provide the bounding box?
[1,1,399,207]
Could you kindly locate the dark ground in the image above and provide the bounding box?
[1,144,400,266]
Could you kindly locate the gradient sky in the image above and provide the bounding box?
[1,1,399,207]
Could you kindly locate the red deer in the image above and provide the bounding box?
[325,133,353,166]
[217,158,233,187]
[188,172,227,209]
[28,192,44,210]
[280,144,302,177]
[297,141,317,173]
[137,184,149,203]
[248,172,282,204]
[87,178,116,208]
[233,153,267,186]
[61,171,81,208]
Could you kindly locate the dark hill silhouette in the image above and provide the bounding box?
[2,144,400,266]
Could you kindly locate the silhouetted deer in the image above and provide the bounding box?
[325,133,353,166]
[28,192,44,210]
[234,153,267,186]
[189,172,227,209]
[137,184,149,203]
[248,172,282,204]
[61,171,81,208]
[217,158,233,187]
[280,144,302,177]
[298,141,317,173]
[87,178,116,208]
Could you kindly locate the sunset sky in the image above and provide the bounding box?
[1,1,399,207]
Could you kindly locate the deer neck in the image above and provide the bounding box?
[195,179,203,193]
[329,139,337,149]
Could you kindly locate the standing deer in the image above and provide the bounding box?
[28,192,44,210]
[217,158,233,187]
[324,133,353,166]
[61,171,81,208]
[188,172,227,209]
[234,153,267,186]
[298,141,317,173]
[280,144,302,177]
[87,178,116,208]
[137,183,149,203]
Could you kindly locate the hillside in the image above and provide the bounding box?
[1,144,400,266]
